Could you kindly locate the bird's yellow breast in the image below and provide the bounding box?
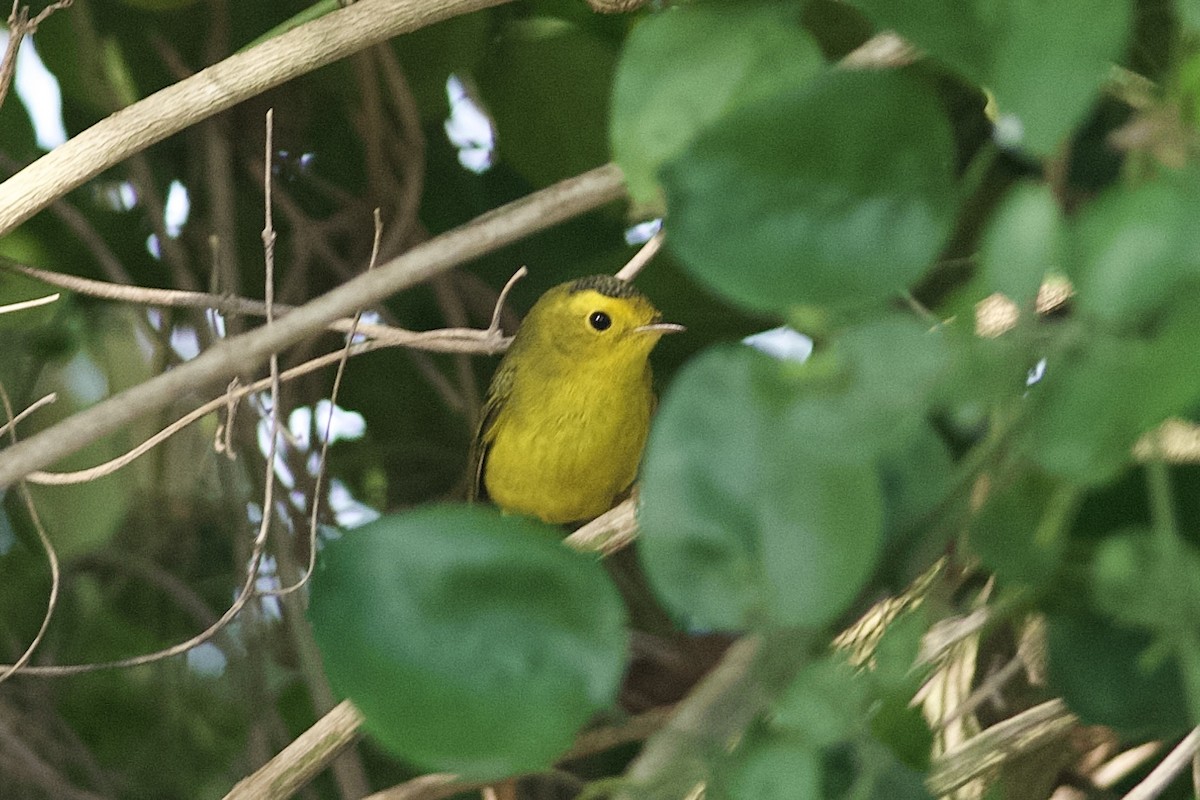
[483,359,654,524]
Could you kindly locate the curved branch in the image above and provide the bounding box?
[0,0,508,237]
[0,163,628,488]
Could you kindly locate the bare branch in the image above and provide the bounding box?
[0,163,627,488]
[1122,728,1200,800]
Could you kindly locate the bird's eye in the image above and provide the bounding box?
[588,311,612,331]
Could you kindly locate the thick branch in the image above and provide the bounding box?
[0,0,508,237]
[0,163,627,488]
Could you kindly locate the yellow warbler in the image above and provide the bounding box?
[469,274,683,524]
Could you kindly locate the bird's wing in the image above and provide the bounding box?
[467,362,514,503]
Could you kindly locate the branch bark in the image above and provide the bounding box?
[0,163,628,488]
[0,0,509,237]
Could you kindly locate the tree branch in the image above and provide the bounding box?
[0,163,627,488]
[0,0,509,237]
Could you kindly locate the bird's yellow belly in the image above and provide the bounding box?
[485,404,649,524]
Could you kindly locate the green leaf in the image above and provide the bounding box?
[1046,609,1190,738]
[610,0,825,212]
[847,0,1131,155]
[1091,528,1200,633]
[639,345,884,630]
[477,18,616,188]
[308,506,628,779]
[979,182,1065,305]
[1072,169,1200,327]
[718,730,822,800]
[1022,296,1200,484]
[970,469,1072,588]
[824,739,933,800]
[771,656,869,747]
[662,69,956,313]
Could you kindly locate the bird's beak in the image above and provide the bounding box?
[635,322,686,335]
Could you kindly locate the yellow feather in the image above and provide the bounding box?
[470,275,679,524]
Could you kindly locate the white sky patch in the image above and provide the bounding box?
[743,326,814,363]
[254,556,282,620]
[186,642,227,678]
[9,35,67,150]
[445,74,495,174]
[255,395,296,490]
[169,325,200,361]
[146,233,161,260]
[330,479,380,528]
[61,350,109,404]
[205,307,226,339]
[287,401,366,452]
[164,180,190,237]
[625,219,662,246]
[1027,357,1047,386]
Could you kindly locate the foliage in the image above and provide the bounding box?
[3,0,1200,798]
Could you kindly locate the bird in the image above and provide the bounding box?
[469,273,682,525]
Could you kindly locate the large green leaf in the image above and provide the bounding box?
[610,0,825,213]
[718,730,822,800]
[662,69,956,313]
[308,506,628,779]
[1071,169,1200,327]
[639,345,884,630]
[979,181,1065,305]
[1047,609,1190,738]
[848,0,1131,155]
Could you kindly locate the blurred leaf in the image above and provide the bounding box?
[1047,609,1190,738]
[1022,296,1200,483]
[308,505,628,779]
[477,18,616,188]
[1091,527,1200,632]
[979,182,1064,305]
[847,0,1131,155]
[639,345,884,630]
[662,69,956,312]
[971,468,1071,588]
[717,729,822,800]
[610,0,825,213]
[771,656,868,747]
[878,423,955,549]
[823,739,933,799]
[1071,169,1200,327]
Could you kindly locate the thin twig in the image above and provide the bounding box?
[252,105,283,620]
[614,230,664,282]
[2,256,511,353]
[267,209,385,598]
[0,292,58,314]
[0,385,61,686]
[0,392,55,438]
[0,2,72,112]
